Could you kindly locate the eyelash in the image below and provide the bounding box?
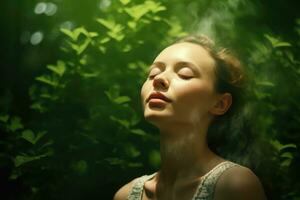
[147,70,159,79]
[148,74,156,79]
[178,74,193,80]
[148,72,193,80]
[147,66,195,80]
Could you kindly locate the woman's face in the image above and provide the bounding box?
[141,42,220,127]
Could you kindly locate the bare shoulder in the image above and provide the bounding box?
[214,165,267,200]
[113,178,137,200]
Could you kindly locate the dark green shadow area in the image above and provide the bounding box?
[0,0,299,199]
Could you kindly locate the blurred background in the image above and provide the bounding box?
[1,0,299,199]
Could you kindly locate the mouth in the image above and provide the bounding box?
[146,92,172,103]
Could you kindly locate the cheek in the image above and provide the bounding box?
[175,81,215,111]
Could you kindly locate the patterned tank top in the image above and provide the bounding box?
[127,161,239,200]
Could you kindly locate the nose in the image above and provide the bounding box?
[153,73,169,90]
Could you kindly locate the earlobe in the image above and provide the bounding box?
[210,93,232,116]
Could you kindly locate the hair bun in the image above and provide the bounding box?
[217,49,245,88]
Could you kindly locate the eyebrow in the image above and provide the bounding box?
[149,61,164,68]
[149,61,200,74]
[147,61,164,72]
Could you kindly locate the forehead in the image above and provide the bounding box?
[154,42,216,72]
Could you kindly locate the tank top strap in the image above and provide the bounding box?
[127,173,156,200]
[193,161,239,200]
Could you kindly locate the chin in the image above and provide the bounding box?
[144,109,173,125]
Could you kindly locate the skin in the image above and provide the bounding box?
[114,42,267,200]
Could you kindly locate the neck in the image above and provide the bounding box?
[157,122,223,184]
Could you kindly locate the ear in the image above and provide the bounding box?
[209,93,232,116]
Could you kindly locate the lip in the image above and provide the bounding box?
[147,92,172,103]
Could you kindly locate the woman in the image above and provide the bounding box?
[114,35,267,200]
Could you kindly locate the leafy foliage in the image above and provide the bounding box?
[1,0,300,199]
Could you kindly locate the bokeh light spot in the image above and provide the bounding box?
[34,2,47,14]
[45,2,57,16]
[60,21,74,30]
[30,31,44,45]
[99,0,111,10]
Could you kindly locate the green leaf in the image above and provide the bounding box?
[128,62,137,69]
[30,102,47,113]
[21,130,46,145]
[60,26,93,41]
[77,39,91,54]
[35,131,46,143]
[270,140,282,151]
[105,88,131,104]
[270,140,297,152]
[96,18,117,30]
[165,18,187,38]
[46,60,66,77]
[145,0,166,13]
[79,71,99,78]
[96,18,125,41]
[0,114,9,123]
[124,1,166,21]
[107,31,125,41]
[281,152,293,159]
[130,113,140,126]
[105,86,120,101]
[99,46,106,53]
[9,117,23,132]
[124,4,150,21]
[256,81,275,87]
[60,28,78,41]
[280,159,292,167]
[31,187,38,194]
[68,38,91,55]
[9,169,21,180]
[285,51,297,63]
[122,44,132,52]
[119,0,130,5]
[99,37,110,44]
[110,116,130,128]
[274,42,291,48]
[14,154,49,167]
[265,34,292,48]
[107,26,125,41]
[21,129,35,144]
[130,129,147,136]
[114,96,131,104]
[105,157,124,165]
[148,150,161,168]
[280,143,297,151]
[35,75,59,87]
[125,145,140,158]
[40,88,52,99]
[88,32,98,38]
[153,16,162,21]
[39,140,54,150]
[72,160,88,175]
[253,89,271,100]
[127,21,137,29]
[127,162,143,168]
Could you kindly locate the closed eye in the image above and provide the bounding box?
[177,67,194,79]
[178,74,193,79]
[148,67,161,79]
